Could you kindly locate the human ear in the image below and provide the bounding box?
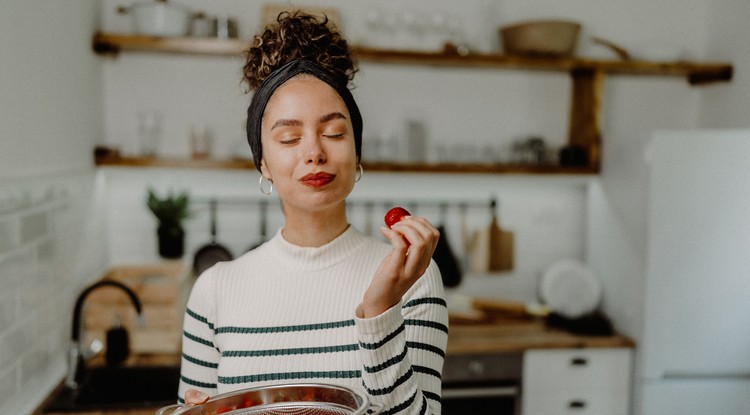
[259,159,272,181]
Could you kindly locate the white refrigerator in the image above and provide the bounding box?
[638,129,750,414]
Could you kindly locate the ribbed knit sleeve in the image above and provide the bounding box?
[178,268,220,403]
[355,260,448,415]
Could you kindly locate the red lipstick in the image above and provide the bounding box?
[299,172,336,187]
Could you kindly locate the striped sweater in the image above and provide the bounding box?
[178,225,449,415]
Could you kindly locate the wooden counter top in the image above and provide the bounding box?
[447,319,635,355]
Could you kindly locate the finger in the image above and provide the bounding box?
[404,246,433,278]
[387,232,429,277]
[393,219,439,276]
[380,226,409,254]
[185,389,210,405]
[400,216,440,253]
[392,217,439,255]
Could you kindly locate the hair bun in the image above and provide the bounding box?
[243,11,358,92]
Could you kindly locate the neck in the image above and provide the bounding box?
[281,203,350,247]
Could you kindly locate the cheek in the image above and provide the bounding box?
[258,139,289,177]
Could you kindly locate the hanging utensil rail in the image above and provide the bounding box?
[191,196,500,213]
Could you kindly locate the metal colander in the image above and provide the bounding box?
[156,384,376,415]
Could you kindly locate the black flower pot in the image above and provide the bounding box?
[157,224,185,259]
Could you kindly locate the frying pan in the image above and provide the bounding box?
[193,199,233,277]
[432,203,462,288]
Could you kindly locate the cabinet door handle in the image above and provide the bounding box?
[571,357,588,366]
[568,400,587,409]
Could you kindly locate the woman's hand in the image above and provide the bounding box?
[361,216,440,318]
[184,389,210,405]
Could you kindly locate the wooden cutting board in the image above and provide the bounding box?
[469,214,514,273]
[488,214,514,271]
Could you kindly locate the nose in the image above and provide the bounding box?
[305,136,326,165]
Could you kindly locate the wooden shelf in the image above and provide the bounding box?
[91,31,734,176]
[93,32,732,85]
[93,32,250,56]
[355,47,733,86]
[95,154,254,170]
[94,154,597,175]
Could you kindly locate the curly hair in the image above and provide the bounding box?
[242,11,358,92]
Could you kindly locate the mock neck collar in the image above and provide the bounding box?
[267,225,368,272]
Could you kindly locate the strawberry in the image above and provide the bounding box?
[384,207,410,229]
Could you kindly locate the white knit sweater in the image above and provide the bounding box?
[178,226,449,415]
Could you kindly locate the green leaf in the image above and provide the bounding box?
[146,187,192,226]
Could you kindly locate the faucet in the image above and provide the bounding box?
[65,279,145,389]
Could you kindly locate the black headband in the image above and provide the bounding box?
[246,60,363,172]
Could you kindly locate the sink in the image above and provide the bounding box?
[42,365,181,412]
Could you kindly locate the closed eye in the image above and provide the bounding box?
[279,137,301,145]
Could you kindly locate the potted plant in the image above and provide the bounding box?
[147,188,191,258]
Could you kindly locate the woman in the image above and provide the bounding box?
[178,12,448,415]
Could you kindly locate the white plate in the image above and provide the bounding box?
[540,259,602,319]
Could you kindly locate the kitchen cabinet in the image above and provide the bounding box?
[521,348,632,415]
[91,32,733,175]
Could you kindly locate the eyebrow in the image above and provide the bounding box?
[270,118,302,130]
[319,112,347,124]
[270,112,347,131]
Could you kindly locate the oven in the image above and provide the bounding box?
[441,353,522,415]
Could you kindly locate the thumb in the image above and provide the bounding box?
[185,389,210,405]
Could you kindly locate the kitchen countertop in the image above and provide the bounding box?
[37,320,633,415]
[446,319,635,355]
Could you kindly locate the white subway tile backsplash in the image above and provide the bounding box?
[0,325,28,369]
[37,237,56,262]
[0,249,34,289]
[18,278,55,313]
[20,211,49,245]
[0,365,18,407]
[0,172,108,414]
[0,219,19,255]
[20,339,50,393]
[0,292,19,333]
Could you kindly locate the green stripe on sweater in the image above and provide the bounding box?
[184,330,214,348]
[183,353,218,368]
[403,297,447,308]
[180,375,216,389]
[364,367,413,396]
[219,370,362,384]
[186,307,214,330]
[223,343,358,357]
[364,347,407,373]
[407,341,445,358]
[405,319,448,334]
[359,324,405,350]
[217,319,355,334]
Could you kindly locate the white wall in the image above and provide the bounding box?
[0,1,105,414]
[699,0,750,127]
[0,1,102,178]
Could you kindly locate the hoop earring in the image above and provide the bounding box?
[355,163,363,182]
[259,176,273,195]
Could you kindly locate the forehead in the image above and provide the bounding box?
[263,75,348,119]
